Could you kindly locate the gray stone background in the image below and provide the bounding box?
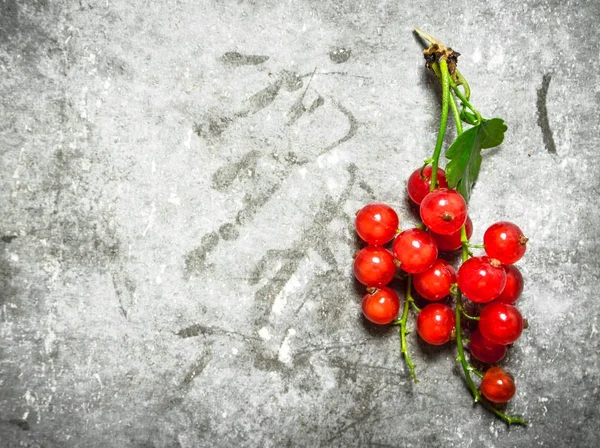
[1,0,599,447]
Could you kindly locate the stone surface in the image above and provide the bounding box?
[1,0,599,447]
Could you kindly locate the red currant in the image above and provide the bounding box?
[355,203,399,245]
[469,328,508,364]
[431,216,473,252]
[413,258,456,301]
[362,287,400,325]
[483,221,528,264]
[353,246,396,287]
[494,265,524,304]
[416,303,456,345]
[480,367,516,403]
[407,166,449,205]
[479,302,524,345]
[392,229,438,274]
[457,256,507,303]
[420,189,467,235]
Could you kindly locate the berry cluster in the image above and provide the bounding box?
[351,28,531,425]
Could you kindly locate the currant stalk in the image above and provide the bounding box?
[416,27,528,426]
[394,275,419,383]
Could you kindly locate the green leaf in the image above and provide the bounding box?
[445,118,507,202]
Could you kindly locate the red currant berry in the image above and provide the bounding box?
[407,166,448,205]
[479,302,524,345]
[420,189,467,235]
[469,328,508,364]
[416,303,456,345]
[362,287,400,325]
[431,216,473,252]
[355,203,399,245]
[480,367,516,403]
[483,221,528,264]
[495,265,524,304]
[392,229,438,274]
[353,246,396,287]
[413,258,456,301]
[457,256,507,303]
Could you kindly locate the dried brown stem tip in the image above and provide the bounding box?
[415,28,460,74]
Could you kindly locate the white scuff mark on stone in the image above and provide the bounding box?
[168,191,181,205]
[258,327,272,341]
[94,373,103,389]
[298,167,307,178]
[472,47,482,63]
[81,158,92,172]
[278,328,296,365]
[44,330,57,355]
[231,347,239,355]
[184,128,193,149]
[271,293,287,315]
[487,49,504,69]
[10,253,19,262]
[142,202,156,236]
[151,159,157,173]
[22,410,29,420]
[156,264,166,285]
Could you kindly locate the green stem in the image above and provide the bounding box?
[449,76,482,124]
[453,293,481,403]
[460,309,480,321]
[460,224,470,263]
[455,70,471,101]
[400,276,418,382]
[430,59,450,191]
[481,399,529,425]
[448,93,463,135]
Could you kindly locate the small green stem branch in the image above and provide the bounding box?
[460,224,470,263]
[453,293,482,403]
[455,70,471,101]
[449,76,482,124]
[460,309,480,321]
[430,59,450,191]
[399,276,418,382]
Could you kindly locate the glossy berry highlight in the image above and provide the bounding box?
[469,328,508,364]
[413,258,456,301]
[355,203,399,245]
[353,246,396,287]
[417,303,456,345]
[431,215,473,252]
[361,287,400,325]
[495,265,524,304]
[392,228,438,274]
[420,188,467,235]
[457,256,507,303]
[480,367,516,403]
[484,221,528,264]
[479,302,524,345]
[407,166,448,205]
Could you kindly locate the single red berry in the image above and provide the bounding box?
[407,166,449,205]
[416,303,456,345]
[353,246,396,287]
[469,328,508,364]
[420,189,467,235]
[355,203,399,245]
[483,221,528,264]
[413,258,456,301]
[480,367,516,403]
[457,256,507,303]
[361,287,400,325]
[392,228,438,274]
[431,216,473,252]
[479,302,524,345]
[494,265,524,304]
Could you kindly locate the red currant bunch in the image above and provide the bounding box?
[348,28,531,426]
